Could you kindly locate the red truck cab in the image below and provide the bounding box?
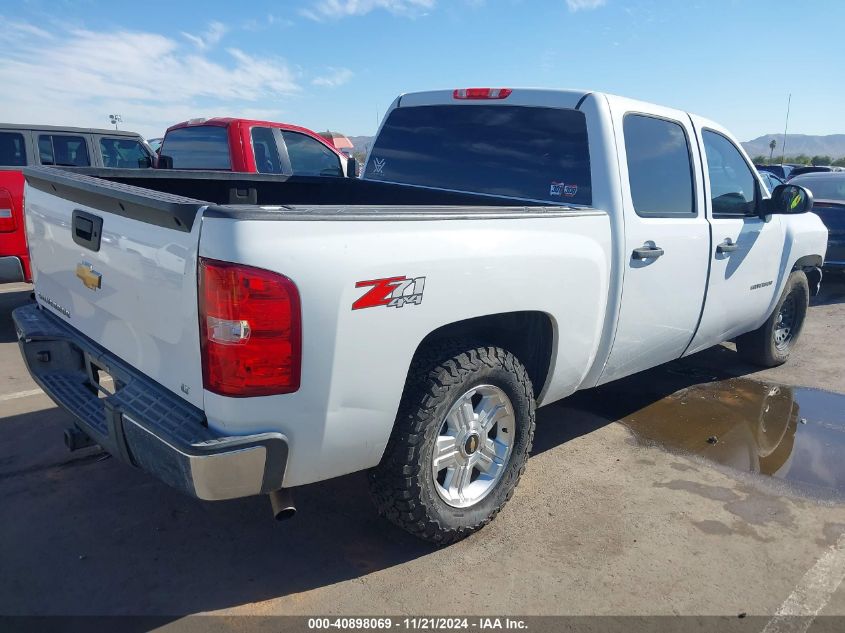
[159,118,354,177]
[1,125,153,283]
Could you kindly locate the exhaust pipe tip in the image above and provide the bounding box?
[269,488,296,521]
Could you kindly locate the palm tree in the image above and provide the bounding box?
[769,139,777,162]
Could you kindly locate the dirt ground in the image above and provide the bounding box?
[1,277,845,626]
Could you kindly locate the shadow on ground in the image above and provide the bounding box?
[812,273,845,306]
[0,405,437,617]
[534,348,752,457]
[0,289,30,343]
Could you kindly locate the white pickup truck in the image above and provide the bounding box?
[14,88,827,543]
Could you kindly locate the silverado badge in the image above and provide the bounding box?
[76,262,102,291]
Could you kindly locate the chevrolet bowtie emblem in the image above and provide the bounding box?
[76,263,102,290]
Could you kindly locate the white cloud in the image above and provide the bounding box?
[181,21,227,50]
[301,0,435,21]
[566,0,607,11]
[312,67,354,87]
[0,18,53,40]
[242,14,295,31]
[0,22,300,138]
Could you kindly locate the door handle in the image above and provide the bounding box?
[632,245,665,260]
[717,239,739,254]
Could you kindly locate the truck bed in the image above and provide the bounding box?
[56,166,575,209]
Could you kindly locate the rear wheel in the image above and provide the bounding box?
[369,343,535,544]
[736,270,809,367]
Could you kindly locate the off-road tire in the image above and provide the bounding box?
[736,270,809,367]
[369,342,535,545]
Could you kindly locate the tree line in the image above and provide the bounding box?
[751,154,845,167]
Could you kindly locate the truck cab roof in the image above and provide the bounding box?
[393,87,720,128]
[165,117,338,142]
[0,123,144,137]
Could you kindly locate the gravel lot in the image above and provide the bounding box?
[1,277,844,624]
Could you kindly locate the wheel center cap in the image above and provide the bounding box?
[464,433,480,455]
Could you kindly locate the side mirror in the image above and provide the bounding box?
[765,184,813,215]
[138,156,152,168]
[157,154,174,170]
[347,156,358,178]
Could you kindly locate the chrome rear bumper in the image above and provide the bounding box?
[13,302,288,501]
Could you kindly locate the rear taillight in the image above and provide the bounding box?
[453,88,512,100]
[0,190,16,233]
[199,257,301,397]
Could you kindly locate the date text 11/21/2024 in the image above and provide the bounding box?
[307,617,528,630]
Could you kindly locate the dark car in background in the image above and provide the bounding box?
[757,164,796,180]
[791,172,845,270]
[0,124,153,283]
[758,169,785,193]
[789,165,845,179]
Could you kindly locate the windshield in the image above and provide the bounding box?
[161,125,231,169]
[365,104,592,205]
[791,175,845,201]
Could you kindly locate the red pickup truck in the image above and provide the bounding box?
[0,124,153,283]
[158,117,354,177]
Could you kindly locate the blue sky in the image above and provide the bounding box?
[0,0,841,141]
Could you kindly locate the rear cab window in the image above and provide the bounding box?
[0,132,27,166]
[161,125,231,169]
[99,137,152,168]
[38,135,90,166]
[365,104,592,205]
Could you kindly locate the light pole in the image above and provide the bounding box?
[109,114,122,130]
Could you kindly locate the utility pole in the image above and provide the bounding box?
[780,94,791,167]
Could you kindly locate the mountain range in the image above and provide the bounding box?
[739,134,844,160]
[345,134,845,160]
[346,135,375,155]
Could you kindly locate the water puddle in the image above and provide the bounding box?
[567,374,845,498]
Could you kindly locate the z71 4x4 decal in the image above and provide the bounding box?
[352,276,426,310]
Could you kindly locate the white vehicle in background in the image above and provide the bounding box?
[15,88,827,543]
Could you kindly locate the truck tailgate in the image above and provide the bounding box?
[23,167,207,407]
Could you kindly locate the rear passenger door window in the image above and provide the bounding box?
[281,131,342,177]
[0,132,27,166]
[38,135,90,167]
[251,127,285,174]
[623,114,695,217]
[702,130,758,217]
[99,137,152,168]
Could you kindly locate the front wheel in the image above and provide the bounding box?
[736,270,809,367]
[369,343,535,544]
